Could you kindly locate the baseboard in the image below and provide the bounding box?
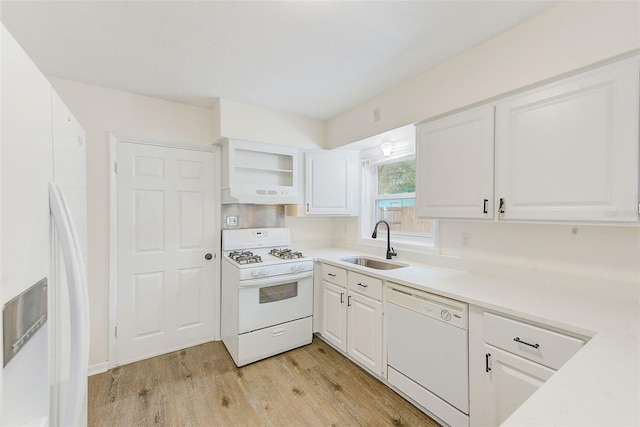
[88,361,109,376]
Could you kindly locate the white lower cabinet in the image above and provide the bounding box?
[469,306,586,426]
[482,345,555,426]
[346,291,382,373]
[320,280,347,351]
[319,264,384,377]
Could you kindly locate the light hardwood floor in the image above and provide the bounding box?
[89,337,439,426]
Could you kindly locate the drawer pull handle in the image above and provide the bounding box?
[328,273,336,277]
[498,198,505,215]
[272,328,286,337]
[485,353,491,372]
[357,282,368,288]
[514,337,540,349]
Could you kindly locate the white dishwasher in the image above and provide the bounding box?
[386,282,469,427]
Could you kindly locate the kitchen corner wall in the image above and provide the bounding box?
[49,79,332,368]
[48,78,215,367]
[326,1,640,284]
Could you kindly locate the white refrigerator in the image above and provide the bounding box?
[1,25,90,426]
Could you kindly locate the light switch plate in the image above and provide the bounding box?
[226,216,238,227]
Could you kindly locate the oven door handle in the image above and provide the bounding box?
[239,271,313,288]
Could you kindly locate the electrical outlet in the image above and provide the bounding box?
[226,216,238,227]
[461,233,471,247]
[373,107,380,122]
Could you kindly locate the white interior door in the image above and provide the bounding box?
[116,141,217,365]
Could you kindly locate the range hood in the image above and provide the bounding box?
[216,137,303,205]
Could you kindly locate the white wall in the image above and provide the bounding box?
[327,2,640,283]
[48,78,215,366]
[326,1,640,148]
[217,98,326,149]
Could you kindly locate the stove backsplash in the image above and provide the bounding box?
[221,204,285,229]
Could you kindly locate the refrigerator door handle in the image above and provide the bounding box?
[49,183,90,426]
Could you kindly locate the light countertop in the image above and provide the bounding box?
[306,247,639,426]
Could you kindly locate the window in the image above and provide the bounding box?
[362,153,436,247]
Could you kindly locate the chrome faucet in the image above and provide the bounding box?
[371,220,397,260]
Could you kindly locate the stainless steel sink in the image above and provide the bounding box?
[341,257,408,270]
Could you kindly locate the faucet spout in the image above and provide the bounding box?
[371,220,397,260]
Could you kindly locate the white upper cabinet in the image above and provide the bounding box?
[495,58,639,223]
[304,150,359,216]
[218,138,303,204]
[416,105,495,219]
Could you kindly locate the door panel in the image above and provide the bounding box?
[321,281,347,351]
[416,105,495,219]
[117,141,217,365]
[347,293,382,372]
[495,59,639,222]
[484,344,555,425]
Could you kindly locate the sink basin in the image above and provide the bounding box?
[341,257,408,270]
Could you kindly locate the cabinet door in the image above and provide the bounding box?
[305,151,358,215]
[347,292,382,375]
[496,59,639,222]
[416,105,495,219]
[483,345,555,426]
[320,281,347,352]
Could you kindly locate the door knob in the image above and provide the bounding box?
[205,253,213,260]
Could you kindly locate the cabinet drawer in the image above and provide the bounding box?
[483,312,584,370]
[321,263,347,287]
[348,271,383,301]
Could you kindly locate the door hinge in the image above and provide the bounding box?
[114,162,118,174]
[115,325,118,338]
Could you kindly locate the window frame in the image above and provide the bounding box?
[360,152,438,250]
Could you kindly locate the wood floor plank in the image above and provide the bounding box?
[89,337,440,426]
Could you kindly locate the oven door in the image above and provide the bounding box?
[238,271,313,334]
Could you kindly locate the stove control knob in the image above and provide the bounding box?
[441,310,451,321]
[251,269,260,278]
[291,265,299,273]
[260,269,268,277]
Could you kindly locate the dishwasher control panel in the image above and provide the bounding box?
[385,282,467,330]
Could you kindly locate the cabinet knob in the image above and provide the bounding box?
[205,253,213,260]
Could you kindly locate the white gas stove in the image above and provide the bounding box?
[221,228,314,367]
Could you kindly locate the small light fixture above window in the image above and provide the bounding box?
[380,136,394,157]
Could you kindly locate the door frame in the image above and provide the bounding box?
[108,133,220,369]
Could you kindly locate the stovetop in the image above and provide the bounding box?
[226,247,306,266]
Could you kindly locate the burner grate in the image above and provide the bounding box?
[228,251,262,264]
[269,248,304,260]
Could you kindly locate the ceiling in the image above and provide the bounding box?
[1,1,558,120]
